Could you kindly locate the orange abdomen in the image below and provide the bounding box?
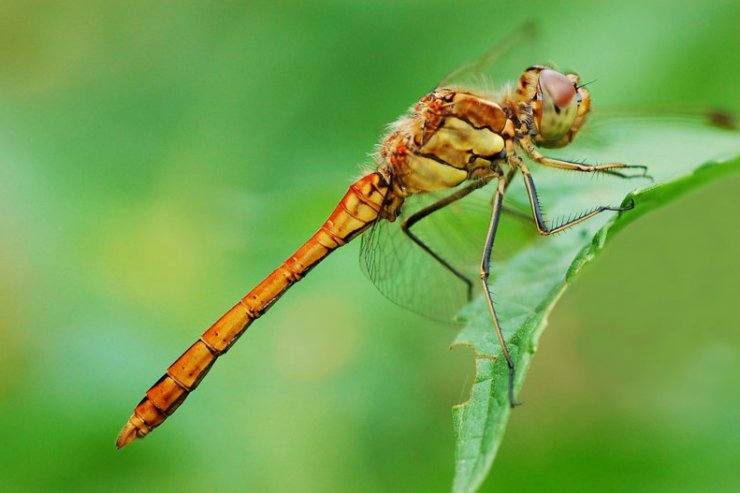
[116,172,389,448]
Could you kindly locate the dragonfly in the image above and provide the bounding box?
[116,29,651,449]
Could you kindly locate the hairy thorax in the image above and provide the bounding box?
[377,89,517,198]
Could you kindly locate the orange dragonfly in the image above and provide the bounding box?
[116,33,648,449]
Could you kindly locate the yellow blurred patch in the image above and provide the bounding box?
[90,194,208,308]
[272,291,364,382]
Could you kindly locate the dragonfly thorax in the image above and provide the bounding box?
[377,89,514,196]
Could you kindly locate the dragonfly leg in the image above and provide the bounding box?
[402,177,493,301]
[480,176,520,408]
[498,166,534,224]
[518,136,651,179]
[497,166,535,225]
[517,160,634,235]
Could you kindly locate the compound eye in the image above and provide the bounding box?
[539,69,577,107]
[537,69,579,142]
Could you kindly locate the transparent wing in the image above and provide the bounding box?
[437,22,540,91]
[360,181,502,324]
[567,107,739,184]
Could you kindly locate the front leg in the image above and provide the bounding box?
[518,135,650,179]
[510,156,634,236]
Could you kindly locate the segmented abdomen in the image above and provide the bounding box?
[116,172,389,448]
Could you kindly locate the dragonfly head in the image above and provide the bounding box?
[518,66,591,148]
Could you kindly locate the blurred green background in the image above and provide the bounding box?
[1,1,739,492]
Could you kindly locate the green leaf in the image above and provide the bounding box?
[450,116,740,493]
